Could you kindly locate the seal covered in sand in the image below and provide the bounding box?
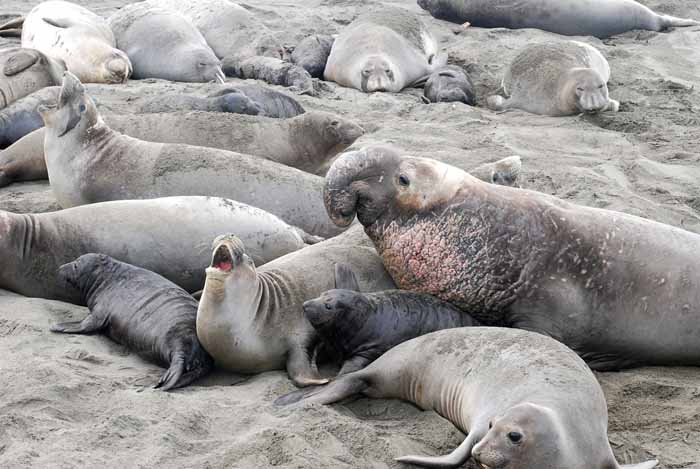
[15,0,132,83]
[417,0,699,39]
[325,7,446,92]
[197,226,396,386]
[0,48,65,109]
[276,327,658,469]
[323,145,700,370]
[487,41,619,116]
[108,2,224,83]
[422,65,475,105]
[52,254,214,391]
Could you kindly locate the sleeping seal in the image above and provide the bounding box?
[422,65,475,105]
[276,328,658,469]
[0,48,65,109]
[291,34,335,79]
[52,254,214,391]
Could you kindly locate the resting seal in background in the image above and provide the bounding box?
[0,47,65,109]
[52,254,214,391]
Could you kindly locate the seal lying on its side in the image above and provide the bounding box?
[52,254,214,391]
[197,226,396,387]
[324,145,700,370]
[422,65,475,105]
[304,264,481,375]
[291,34,335,79]
[0,86,59,148]
[222,56,313,94]
[276,328,658,469]
[417,0,699,39]
[0,48,65,109]
[207,84,306,118]
[487,41,619,116]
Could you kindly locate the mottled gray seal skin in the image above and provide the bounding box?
[139,89,263,115]
[304,264,481,375]
[422,65,475,105]
[52,254,214,391]
[276,328,658,469]
[417,0,699,39]
[291,35,335,79]
[0,47,65,109]
[108,3,224,83]
[0,85,58,148]
[0,196,311,303]
[324,146,700,370]
[222,56,313,94]
[487,41,619,117]
[197,226,396,387]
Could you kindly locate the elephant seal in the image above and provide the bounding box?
[468,155,521,187]
[0,86,59,148]
[0,128,46,186]
[52,254,214,391]
[18,1,132,84]
[0,196,312,303]
[151,0,284,60]
[325,7,446,93]
[304,264,481,375]
[324,145,700,369]
[40,72,339,237]
[291,34,335,79]
[108,3,224,83]
[0,47,65,109]
[207,84,305,117]
[417,0,699,39]
[197,226,396,386]
[222,56,313,93]
[487,41,619,116]
[276,328,658,469]
[422,65,475,105]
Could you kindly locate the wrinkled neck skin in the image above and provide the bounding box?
[80,269,113,310]
[200,270,262,324]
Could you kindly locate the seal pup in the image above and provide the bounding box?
[52,254,214,391]
[305,264,481,375]
[468,155,521,187]
[324,145,700,369]
[108,3,224,83]
[325,7,447,93]
[0,48,65,109]
[207,84,305,118]
[291,34,335,79]
[422,65,475,105]
[197,226,396,386]
[417,0,699,39]
[0,196,312,303]
[0,86,59,148]
[221,56,313,94]
[139,89,263,115]
[487,41,619,116]
[17,1,132,84]
[40,72,340,238]
[276,328,658,469]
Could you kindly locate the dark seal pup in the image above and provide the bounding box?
[0,85,58,148]
[291,34,335,79]
[422,65,475,105]
[52,254,214,391]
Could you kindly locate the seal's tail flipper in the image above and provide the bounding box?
[620,460,659,469]
[660,15,700,29]
[50,314,103,334]
[395,432,477,468]
[334,263,360,291]
[0,16,24,37]
[274,374,368,406]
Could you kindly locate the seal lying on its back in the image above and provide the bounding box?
[304,264,481,375]
[291,34,335,79]
[422,65,475,105]
[0,196,311,303]
[15,1,132,83]
[52,254,214,391]
[418,0,699,39]
[487,41,619,116]
[197,226,396,387]
[0,48,65,109]
[0,86,59,148]
[325,7,446,92]
[108,3,224,83]
[324,145,700,369]
[277,328,658,469]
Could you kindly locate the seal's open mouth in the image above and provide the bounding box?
[212,244,234,272]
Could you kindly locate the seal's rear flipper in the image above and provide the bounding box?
[0,16,24,37]
[50,314,104,334]
[395,431,478,468]
[274,374,368,406]
[621,460,658,469]
[334,263,360,291]
[660,15,700,29]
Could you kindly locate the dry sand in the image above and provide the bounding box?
[1,0,699,467]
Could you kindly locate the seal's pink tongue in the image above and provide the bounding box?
[215,260,233,272]
[212,244,234,272]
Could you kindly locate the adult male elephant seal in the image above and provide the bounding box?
[52,254,214,391]
[40,72,339,237]
[304,265,481,375]
[0,196,312,303]
[0,86,59,148]
[108,3,224,83]
[276,328,658,469]
[325,7,446,93]
[0,48,65,109]
[417,0,699,39]
[197,226,396,387]
[487,41,619,116]
[324,145,700,369]
[14,1,132,83]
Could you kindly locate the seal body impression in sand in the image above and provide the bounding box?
[13,1,132,84]
[417,0,699,39]
[488,41,619,116]
[0,48,65,109]
[52,254,214,391]
[323,145,700,370]
[277,328,658,469]
[325,7,446,93]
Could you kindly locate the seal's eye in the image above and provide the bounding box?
[398,174,410,187]
[598,84,604,89]
[79,103,86,113]
[325,303,332,310]
[331,120,339,126]
[507,431,522,444]
[488,421,493,429]
[576,87,584,92]
[362,69,371,77]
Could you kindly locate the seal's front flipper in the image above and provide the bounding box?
[0,16,24,37]
[334,263,360,291]
[155,361,184,391]
[0,170,10,189]
[606,99,620,113]
[621,460,658,469]
[338,355,372,375]
[287,344,329,387]
[487,95,509,111]
[4,50,39,76]
[395,431,477,468]
[274,374,368,406]
[50,314,104,334]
